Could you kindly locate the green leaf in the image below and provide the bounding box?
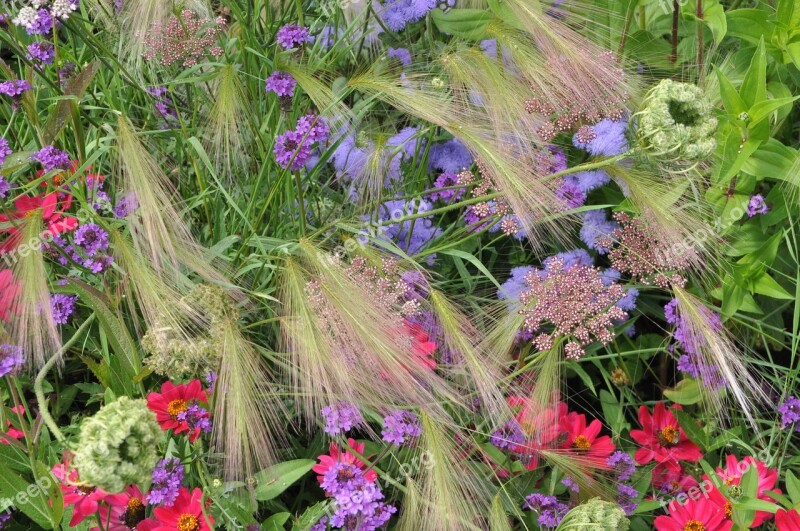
[673,408,707,451]
[726,9,773,46]
[786,470,800,503]
[721,279,746,318]
[664,378,703,406]
[748,96,800,126]
[718,129,763,183]
[715,67,746,115]
[742,139,797,179]
[740,37,767,107]
[703,1,727,45]
[254,460,315,501]
[0,466,55,529]
[430,8,493,40]
[262,513,291,531]
[753,272,793,299]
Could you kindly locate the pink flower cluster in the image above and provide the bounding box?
[141,10,225,68]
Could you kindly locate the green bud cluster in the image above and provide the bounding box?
[635,79,717,165]
[556,498,630,530]
[142,284,238,378]
[72,397,162,493]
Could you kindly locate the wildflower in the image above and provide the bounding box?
[652,462,698,497]
[0,176,10,198]
[13,7,53,34]
[498,266,536,311]
[95,485,148,531]
[654,497,732,531]
[779,396,800,430]
[427,137,472,173]
[563,170,611,194]
[141,10,225,67]
[610,367,631,386]
[320,462,396,530]
[274,129,312,169]
[380,0,437,31]
[704,455,780,527]
[376,198,442,262]
[146,87,178,128]
[321,402,364,436]
[1,405,25,443]
[607,451,636,481]
[0,193,78,252]
[0,271,19,322]
[381,410,422,446]
[523,493,568,528]
[276,24,312,49]
[138,488,214,531]
[387,47,412,66]
[50,0,79,19]
[73,223,110,256]
[146,380,209,442]
[630,402,702,467]
[296,114,330,143]
[50,293,77,324]
[746,194,769,217]
[176,404,212,435]
[73,397,162,493]
[558,411,615,466]
[0,79,32,99]
[26,41,55,64]
[635,79,717,165]
[265,71,296,97]
[31,146,70,172]
[53,460,110,526]
[572,118,628,156]
[490,420,526,450]
[519,256,628,359]
[113,192,139,218]
[555,181,586,208]
[776,509,800,529]
[147,458,184,507]
[560,498,631,529]
[0,138,11,168]
[617,484,639,516]
[313,438,377,484]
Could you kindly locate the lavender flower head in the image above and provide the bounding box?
[321,402,364,436]
[73,223,109,256]
[147,457,184,506]
[274,129,311,170]
[523,493,568,528]
[0,80,32,107]
[381,410,422,446]
[779,396,800,431]
[276,24,312,49]
[265,71,296,97]
[0,138,11,167]
[380,0,437,31]
[617,483,639,515]
[31,146,70,172]
[176,404,212,434]
[50,294,77,325]
[0,344,25,377]
[27,42,55,64]
[320,462,397,530]
[427,137,473,173]
[747,194,769,217]
[606,451,635,481]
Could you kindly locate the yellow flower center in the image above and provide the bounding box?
[519,421,535,436]
[123,497,146,528]
[572,435,592,451]
[724,502,732,519]
[657,425,679,447]
[683,521,705,531]
[168,399,188,419]
[177,514,200,531]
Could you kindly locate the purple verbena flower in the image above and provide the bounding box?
[27,42,55,64]
[523,493,568,528]
[274,129,312,170]
[73,223,109,256]
[555,181,586,209]
[381,410,422,446]
[276,24,312,49]
[0,138,11,167]
[747,194,769,217]
[176,404,212,434]
[606,451,635,481]
[321,402,364,436]
[50,294,77,324]
[489,420,525,450]
[265,71,296,97]
[617,483,639,515]
[0,344,25,377]
[779,396,800,430]
[427,172,465,203]
[147,457,184,507]
[31,146,70,172]
[114,193,139,218]
[296,114,330,143]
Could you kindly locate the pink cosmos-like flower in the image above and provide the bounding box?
[137,488,214,531]
[313,438,377,485]
[146,380,208,442]
[0,270,19,322]
[654,497,732,531]
[630,402,702,467]
[1,404,25,444]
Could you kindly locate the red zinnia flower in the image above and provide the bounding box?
[312,438,377,484]
[0,269,19,322]
[93,485,149,531]
[402,320,437,370]
[776,509,800,530]
[53,459,110,526]
[0,193,78,252]
[138,488,214,531]
[507,397,565,470]
[652,461,698,496]
[654,497,732,531]
[630,402,702,466]
[704,455,780,527]
[558,411,615,467]
[146,380,208,442]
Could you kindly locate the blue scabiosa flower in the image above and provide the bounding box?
[147,457,184,507]
[321,402,364,436]
[381,410,422,446]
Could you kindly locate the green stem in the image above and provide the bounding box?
[34,314,96,443]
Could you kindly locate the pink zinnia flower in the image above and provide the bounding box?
[776,508,800,530]
[146,380,208,442]
[53,459,110,526]
[92,485,148,531]
[1,404,25,444]
[312,438,377,485]
[558,411,615,467]
[0,270,19,322]
[402,320,437,370]
[630,402,702,466]
[137,488,214,531]
[704,455,780,527]
[655,497,732,531]
[0,193,78,252]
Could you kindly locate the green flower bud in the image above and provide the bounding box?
[73,397,162,493]
[635,79,717,167]
[556,498,630,530]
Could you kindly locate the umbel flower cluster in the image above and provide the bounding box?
[635,79,717,165]
[72,397,163,493]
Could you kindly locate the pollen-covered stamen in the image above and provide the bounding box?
[571,435,592,451]
[657,425,679,448]
[167,399,188,419]
[682,520,705,531]
[177,513,200,531]
[122,497,146,528]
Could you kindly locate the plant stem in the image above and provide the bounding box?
[671,0,679,64]
[696,0,705,84]
[34,313,96,443]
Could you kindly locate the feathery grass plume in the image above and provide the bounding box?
[10,213,60,367]
[671,287,769,431]
[116,0,212,73]
[488,494,514,531]
[395,412,492,531]
[282,63,354,132]
[212,309,285,481]
[202,64,250,179]
[428,289,510,426]
[279,243,461,428]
